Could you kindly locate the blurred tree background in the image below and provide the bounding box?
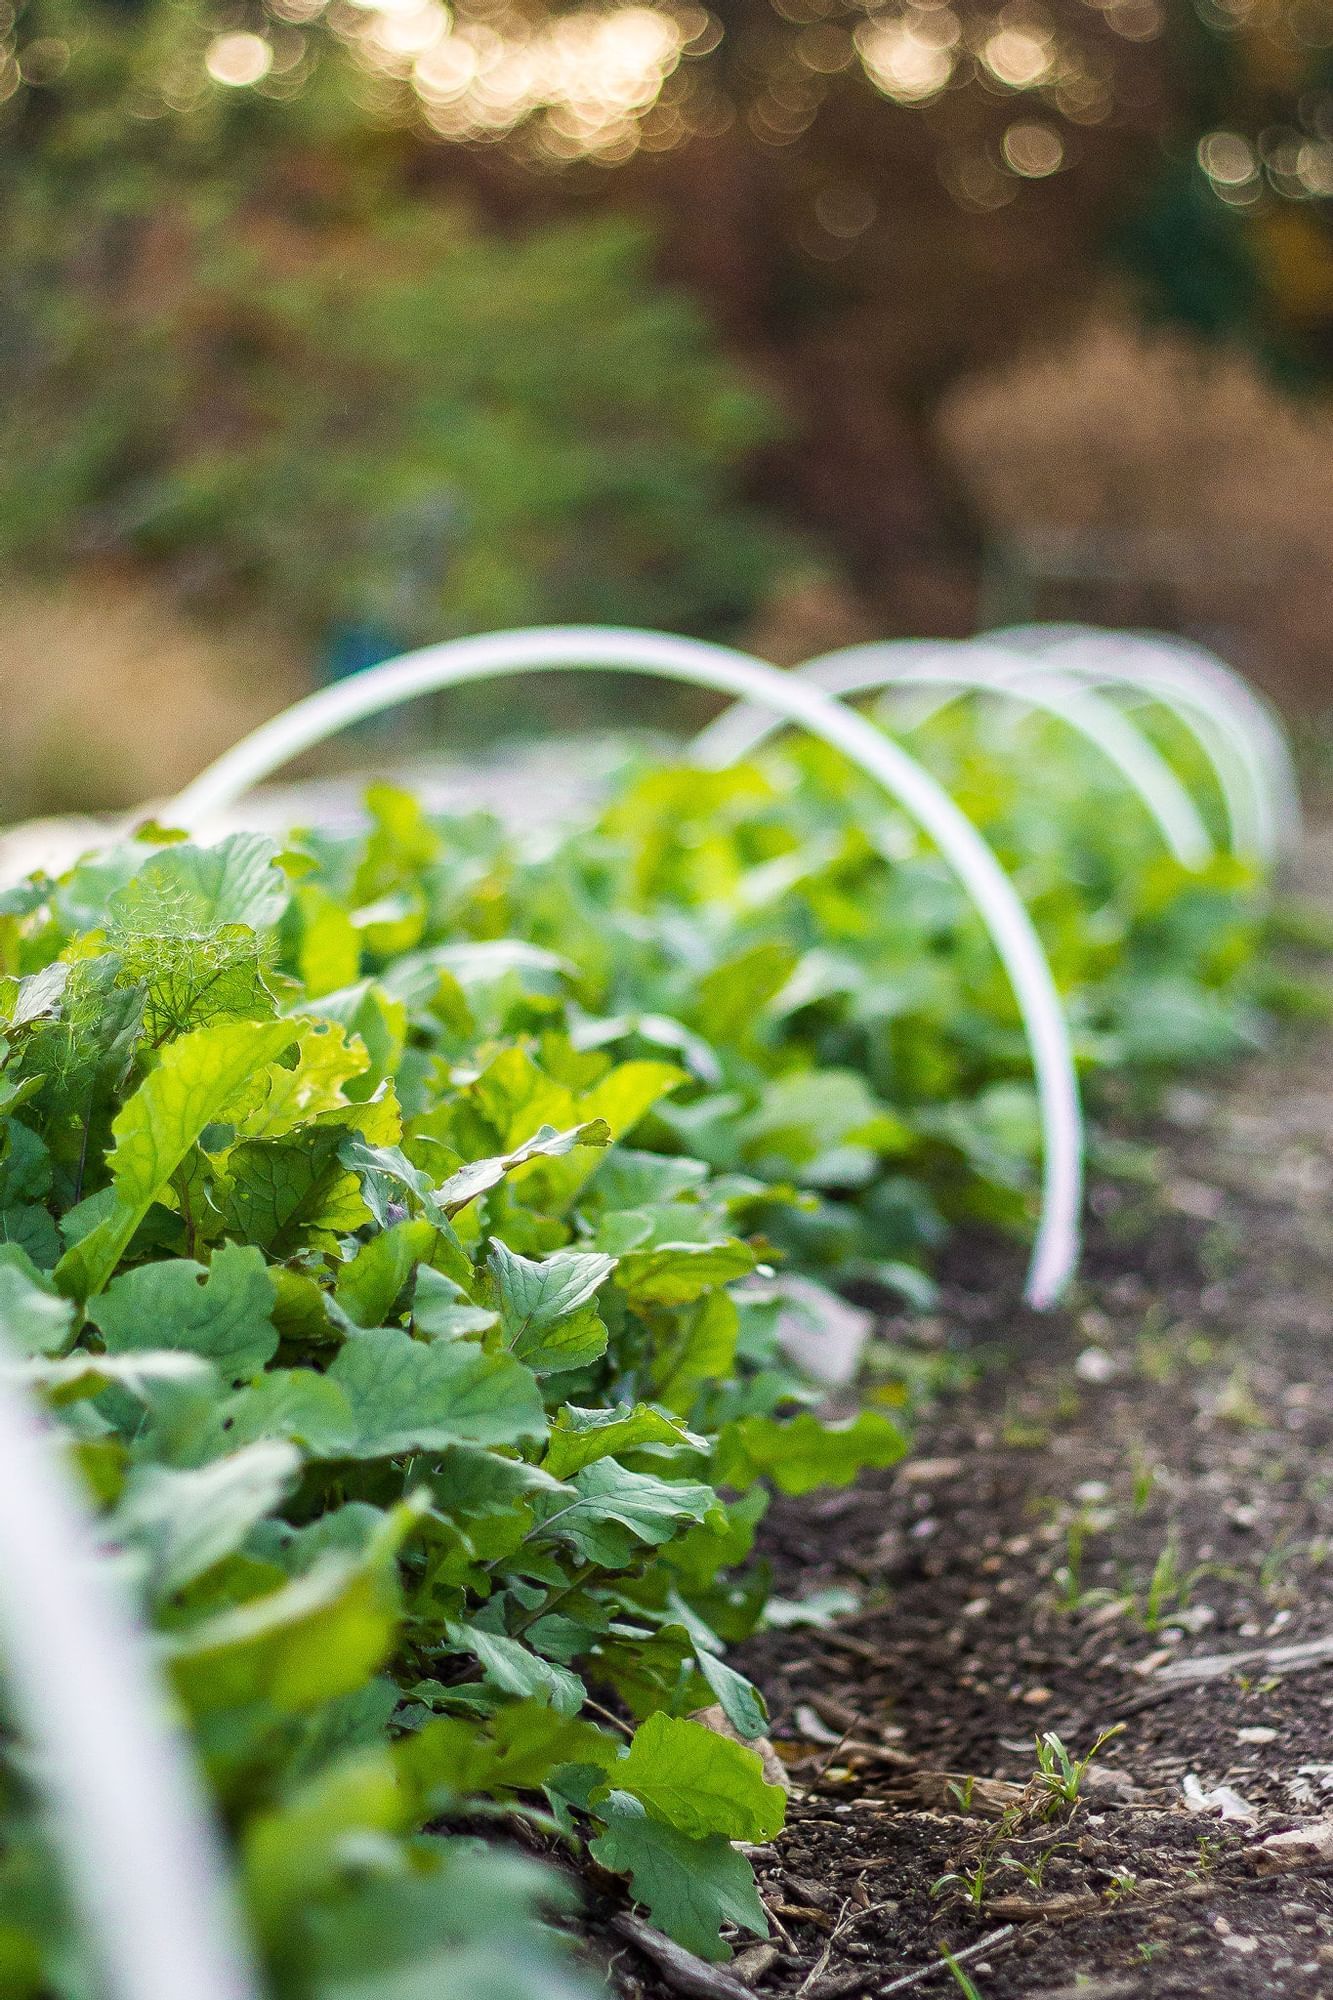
[1,0,1331,812]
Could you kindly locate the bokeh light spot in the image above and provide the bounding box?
[1003,119,1064,175]
[205,31,274,86]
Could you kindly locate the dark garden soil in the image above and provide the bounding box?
[595,830,1333,2000]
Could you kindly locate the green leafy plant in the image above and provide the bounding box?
[0,695,1299,1997]
[0,823,907,1994]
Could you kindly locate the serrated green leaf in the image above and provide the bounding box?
[334,1220,438,1329]
[108,834,289,938]
[0,1203,60,1269]
[693,1651,768,1740]
[88,1243,279,1379]
[532,1460,719,1567]
[441,1623,585,1717]
[411,1267,498,1343]
[0,1243,74,1357]
[433,1119,610,1217]
[199,1369,355,1459]
[489,1240,614,1334]
[55,1018,297,1298]
[234,1022,370,1140]
[6,961,70,1030]
[542,1404,705,1480]
[489,1240,614,1374]
[219,1128,371,1251]
[589,1792,769,1961]
[111,1441,300,1597]
[397,1701,615,1805]
[599,1712,785,1841]
[714,1409,908,1496]
[327,1325,547,1455]
[616,1238,755,1308]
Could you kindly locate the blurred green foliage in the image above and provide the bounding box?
[0,0,787,641]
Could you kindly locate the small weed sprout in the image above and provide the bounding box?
[1051,1507,1121,1615]
[1130,1453,1157,1514]
[1191,1833,1223,1875]
[1142,1541,1183,1630]
[999,1841,1071,1889]
[1130,1540,1225,1632]
[1053,1511,1089,1610]
[931,1860,989,1910]
[1032,1726,1124,1814]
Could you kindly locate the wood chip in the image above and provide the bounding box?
[730,1941,782,1986]
[768,1902,839,1934]
[1255,1819,1333,1872]
[1156,1629,1333,1684]
[985,1891,1103,1922]
[896,1457,964,1484]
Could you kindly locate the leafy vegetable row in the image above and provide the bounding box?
[0,824,906,1998]
[0,695,1294,1999]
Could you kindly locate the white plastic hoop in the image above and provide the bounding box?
[693,639,1214,870]
[170,626,1083,1306]
[0,1356,259,2000]
[1151,633,1300,851]
[996,625,1296,865]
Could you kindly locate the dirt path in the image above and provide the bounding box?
[609,833,1333,2000]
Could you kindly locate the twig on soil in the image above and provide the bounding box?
[816,1632,889,1665]
[1155,1629,1333,1683]
[1115,1628,1333,1717]
[878,1926,1017,1995]
[608,1913,755,2000]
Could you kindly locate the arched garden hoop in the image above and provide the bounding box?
[170,626,1083,1307]
[692,639,1214,871]
[1154,633,1300,852]
[995,625,1297,866]
[0,1357,259,2000]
